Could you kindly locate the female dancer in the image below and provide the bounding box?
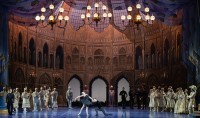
[75,92,93,116]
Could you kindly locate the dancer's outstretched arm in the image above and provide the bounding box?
[75,95,84,100]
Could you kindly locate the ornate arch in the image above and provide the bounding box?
[89,75,109,104]
[43,43,49,68]
[11,68,25,92]
[68,74,83,94]
[94,49,104,65]
[119,47,126,54]
[38,73,52,87]
[72,47,79,55]
[113,74,131,105]
[94,49,104,55]
[29,38,35,65]
[147,74,159,89]
[135,46,143,69]
[56,45,64,69]
[72,47,79,64]
[54,78,64,105]
[151,43,156,68]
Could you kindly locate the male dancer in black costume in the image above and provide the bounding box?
[92,98,112,116]
[119,87,127,109]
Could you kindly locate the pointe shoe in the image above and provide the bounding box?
[78,113,81,116]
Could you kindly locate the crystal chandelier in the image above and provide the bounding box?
[81,1,112,26]
[121,3,155,29]
[35,2,69,30]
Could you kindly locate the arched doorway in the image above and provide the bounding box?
[11,68,25,92]
[38,73,52,88]
[89,76,109,104]
[117,78,130,103]
[54,78,64,105]
[147,74,159,89]
[29,38,35,66]
[43,43,49,68]
[68,75,83,100]
[135,46,143,69]
[56,45,64,69]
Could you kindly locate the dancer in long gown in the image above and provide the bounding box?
[176,88,185,113]
[21,87,30,113]
[13,88,20,113]
[188,85,197,114]
[39,87,45,111]
[75,92,93,116]
[174,88,180,113]
[109,86,115,107]
[166,87,175,112]
[159,88,166,112]
[51,88,58,110]
[149,87,155,111]
[154,87,160,112]
[32,88,39,111]
[179,89,188,114]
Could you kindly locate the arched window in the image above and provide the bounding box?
[66,56,71,64]
[43,43,49,68]
[80,57,85,64]
[151,44,156,68]
[56,46,64,69]
[94,49,104,65]
[50,54,54,68]
[145,55,149,69]
[164,39,169,66]
[88,57,93,65]
[119,47,126,65]
[38,51,42,67]
[113,57,118,66]
[18,32,22,62]
[105,57,110,65]
[157,52,162,68]
[29,38,35,65]
[24,47,27,64]
[177,33,182,61]
[135,46,143,69]
[72,47,79,64]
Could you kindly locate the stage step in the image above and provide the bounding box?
[193,111,200,116]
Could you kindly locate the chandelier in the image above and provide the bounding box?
[81,1,112,26]
[34,1,155,31]
[35,2,69,30]
[121,3,155,29]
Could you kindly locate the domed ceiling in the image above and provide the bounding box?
[3,0,191,30]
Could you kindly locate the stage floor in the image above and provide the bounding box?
[0,107,192,118]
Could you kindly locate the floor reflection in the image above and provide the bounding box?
[0,107,192,118]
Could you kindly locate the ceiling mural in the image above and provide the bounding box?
[0,0,193,31]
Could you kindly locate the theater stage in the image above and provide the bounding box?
[0,107,192,118]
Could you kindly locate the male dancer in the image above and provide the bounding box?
[6,89,14,115]
[66,86,73,109]
[119,87,127,109]
[92,98,112,116]
[13,88,20,113]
